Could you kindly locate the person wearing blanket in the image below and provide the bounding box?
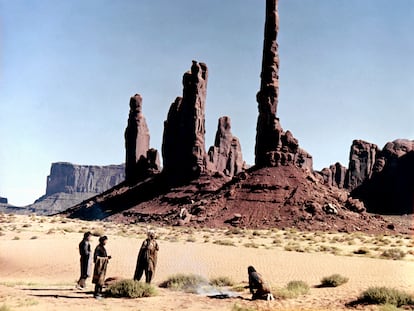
[92,236,111,298]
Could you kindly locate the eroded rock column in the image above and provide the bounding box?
[162,61,208,184]
[255,0,281,166]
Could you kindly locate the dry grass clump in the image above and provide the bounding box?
[274,280,310,299]
[213,239,236,247]
[359,287,413,307]
[106,279,157,298]
[320,274,349,287]
[159,274,208,293]
[231,304,256,311]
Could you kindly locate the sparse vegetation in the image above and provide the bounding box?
[91,228,105,237]
[213,239,236,247]
[106,279,157,298]
[360,287,413,307]
[320,274,349,287]
[243,242,259,248]
[378,304,402,311]
[159,274,208,293]
[380,248,406,260]
[210,276,234,287]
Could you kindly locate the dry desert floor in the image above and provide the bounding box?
[0,214,413,311]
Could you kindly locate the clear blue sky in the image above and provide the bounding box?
[1,1,413,206]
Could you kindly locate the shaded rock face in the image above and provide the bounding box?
[345,140,378,190]
[0,197,7,204]
[352,139,414,214]
[162,61,208,184]
[46,162,125,195]
[125,94,151,183]
[207,116,245,177]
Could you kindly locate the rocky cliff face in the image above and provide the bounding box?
[351,139,414,214]
[162,61,208,184]
[46,162,125,195]
[207,116,245,177]
[345,140,378,190]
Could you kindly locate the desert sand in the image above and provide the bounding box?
[0,214,413,311]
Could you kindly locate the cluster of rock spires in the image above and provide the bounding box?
[125,60,245,185]
[61,0,411,233]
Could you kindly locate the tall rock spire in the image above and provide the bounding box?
[124,94,150,183]
[162,61,208,185]
[255,0,281,167]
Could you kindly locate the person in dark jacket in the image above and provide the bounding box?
[77,231,92,289]
[92,236,111,298]
[248,266,273,300]
[133,230,159,283]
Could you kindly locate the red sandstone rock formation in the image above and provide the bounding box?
[162,61,208,185]
[345,140,378,190]
[207,116,245,177]
[255,0,281,167]
[319,162,347,189]
[125,94,150,183]
[254,0,312,171]
[352,139,414,214]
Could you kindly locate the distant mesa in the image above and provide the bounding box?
[0,196,8,204]
[13,162,125,215]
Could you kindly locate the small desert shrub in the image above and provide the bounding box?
[91,228,105,237]
[354,247,370,255]
[286,280,310,295]
[320,274,349,287]
[284,242,304,252]
[159,274,208,293]
[210,276,234,287]
[232,304,256,311]
[360,287,413,307]
[106,279,157,298]
[380,248,406,260]
[30,236,38,240]
[213,239,236,247]
[275,280,310,299]
[186,236,197,243]
[0,304,12,311]
[12,236,20,240]
[22,224,31,228]
[243,242,259,248]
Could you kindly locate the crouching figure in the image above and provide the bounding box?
[248,266,274,301]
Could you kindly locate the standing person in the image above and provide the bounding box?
[92,236,111,298]
[133,230,159,283]
[247,266,274,300]
[77,231,92,289]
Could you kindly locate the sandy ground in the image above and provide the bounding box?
[0,214,413,311]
